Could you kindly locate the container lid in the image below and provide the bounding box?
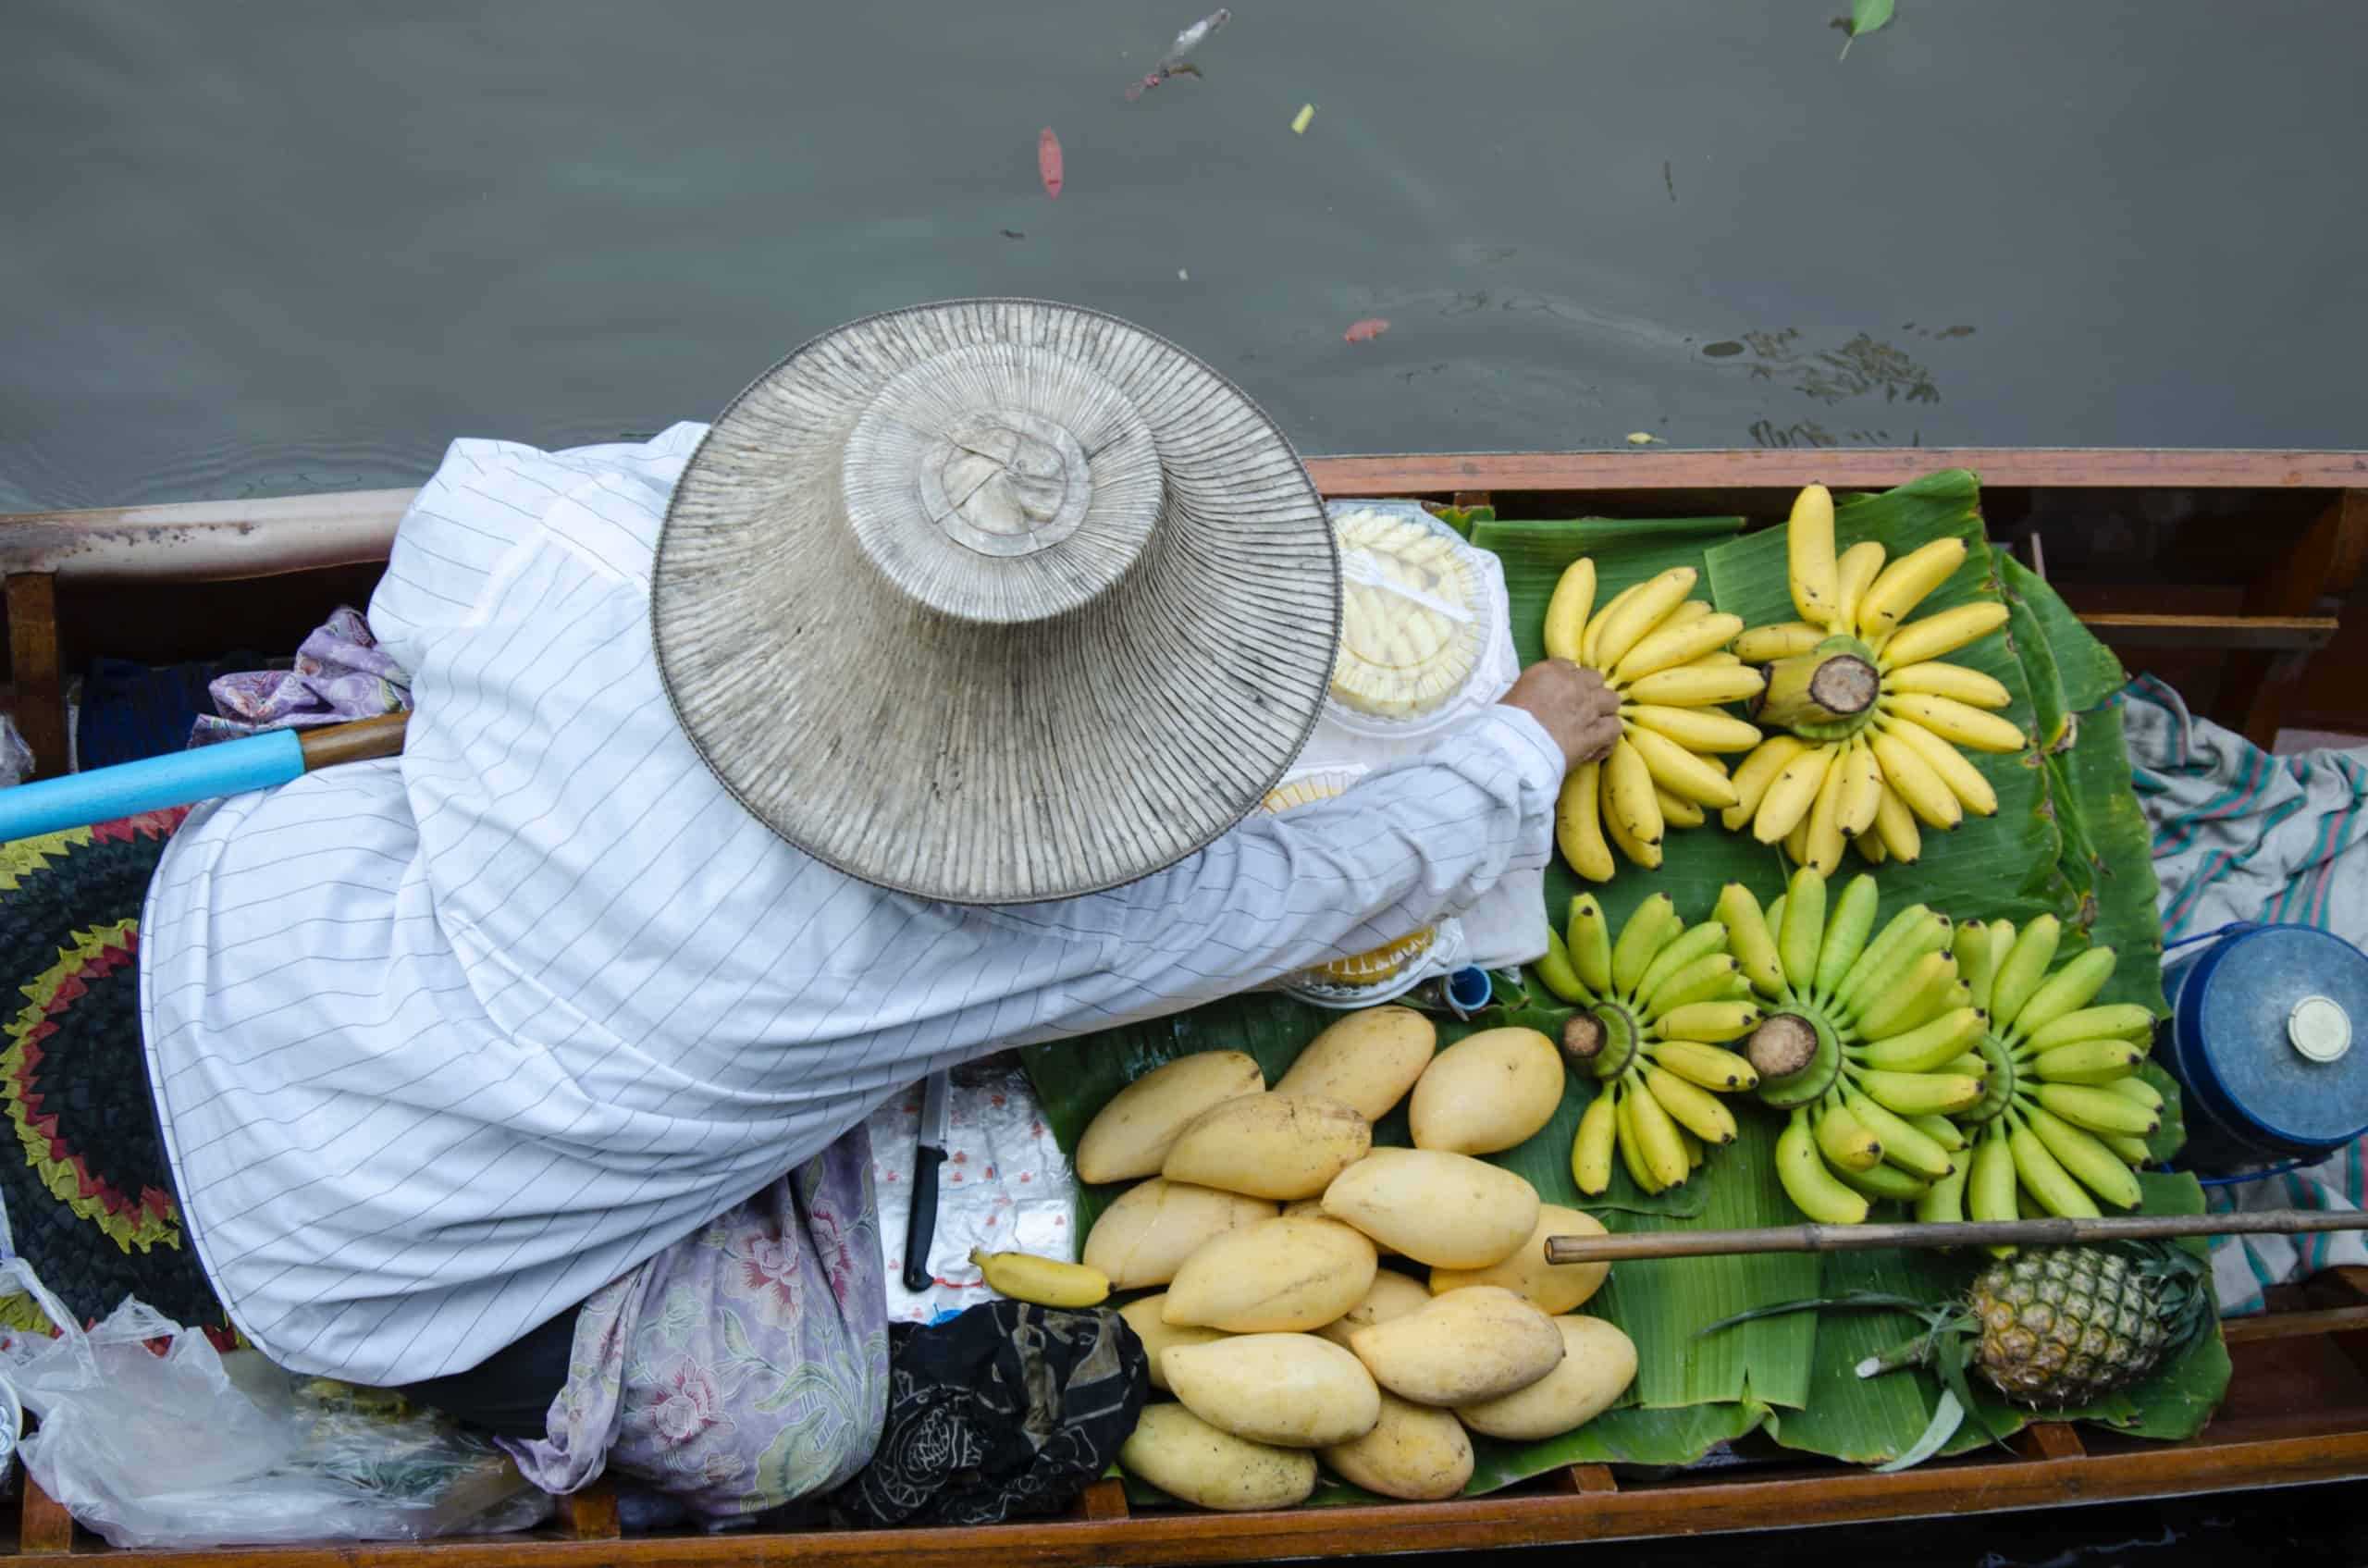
[2192,924,2368,1148]
[1321,503,1500,740]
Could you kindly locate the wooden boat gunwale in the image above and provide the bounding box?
[0,447,2363,1560]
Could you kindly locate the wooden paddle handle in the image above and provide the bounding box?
[1542,1209,2368,1265]
[295,711,411,771]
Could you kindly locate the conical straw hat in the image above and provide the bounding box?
[652,299,1340,905]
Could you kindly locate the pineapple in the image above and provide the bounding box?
[1966,1244,2202,1405]
[1699,1241,2214,1469]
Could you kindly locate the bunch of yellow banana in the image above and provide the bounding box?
[1927,916,2156,1227]
[1533,892,1763,1196]
[1723,484,2024,873]
[1541,559,1766,880]
[1716,868,1991,1224]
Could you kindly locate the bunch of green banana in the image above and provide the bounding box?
[1534,892,1764,1196]
[1930,915,2159,1225]
[1724,484,2025,873]
[1542,558,1766,879]
[1718,868,1990,1224]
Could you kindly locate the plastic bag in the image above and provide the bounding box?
[0,1260,551,1549]
[1322,500,1513,740]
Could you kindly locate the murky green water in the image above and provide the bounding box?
[3,0,2362,512]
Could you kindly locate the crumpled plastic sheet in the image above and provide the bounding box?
[865,1056,1078,1326]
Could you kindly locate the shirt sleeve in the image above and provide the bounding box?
[1005,706,1566,1032]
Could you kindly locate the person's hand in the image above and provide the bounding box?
[1501,660,1621,770]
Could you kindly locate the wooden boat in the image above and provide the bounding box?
[0,448,2362,1562]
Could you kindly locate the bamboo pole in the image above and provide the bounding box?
[1542,1209,2368,1265]
[296,710,411,770]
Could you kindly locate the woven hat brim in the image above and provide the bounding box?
[652,300,1340,906]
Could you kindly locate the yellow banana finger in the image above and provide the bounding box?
[1541,557,1597,663]
[1882,659,2013,709]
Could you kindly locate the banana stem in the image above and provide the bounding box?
[1755,651,1881,732]
[1748,1012,1820,1080]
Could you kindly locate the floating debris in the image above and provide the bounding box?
[1001,228,1027,240]
[1128,8,1229,100]
[1343,318,1390,343]
[1291,104,1315,135]
[1626,432,1663,446]
[1836,0,1893,58]
[1038,128,1064,198]
[1178,268,1190,281]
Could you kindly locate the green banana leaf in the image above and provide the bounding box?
[1026,471,2221,1495]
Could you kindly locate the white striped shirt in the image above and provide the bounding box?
[139,426,1564,1386]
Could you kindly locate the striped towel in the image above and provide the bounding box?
[2122,675,2368,1313]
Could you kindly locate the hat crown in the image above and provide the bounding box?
[842,339,1163,626]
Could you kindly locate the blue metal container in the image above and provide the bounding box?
[2161,922,2368,1168]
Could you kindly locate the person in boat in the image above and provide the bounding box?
[53,304,1621,1520]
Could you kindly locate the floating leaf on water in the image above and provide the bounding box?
[1291,103,1315,134]
[1343,317,1390,343]
[1838,0,1894,58]
[1037,128,1064,198]
[1627,432,1663,446]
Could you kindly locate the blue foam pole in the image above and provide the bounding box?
[0,730,304,843]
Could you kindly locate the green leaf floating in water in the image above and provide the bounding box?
[1839,0,1895,58]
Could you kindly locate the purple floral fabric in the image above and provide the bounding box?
[501,1125,891,1523]
[189,606,410,746]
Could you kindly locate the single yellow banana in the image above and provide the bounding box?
[1988,914,2061,1031]
[1844,1091,1956,1178]
[1816,1098,1884,1170]
[1833,540,1888,635]
[1852,1006,1985,1071]
[1915,1161,1969,1225]
[1835,736,1882,839]
[1801,742,1849,874]
[1722,735,1809,833]
[1856,537,1968,645]
[1625,1070,1694,1188]
[1571,1091,1618,1195]
[1868,724,1965,830]
[1567,893,1615,995]
[2026,1004,2157,1050]
[1594,567,1701,673]
[1625,723,1743,808]
[1787,483,1839,628]
[1752,743,1834,844]
[1881,694,2027,754]
[1869,779,1922,863]
[1557,762,1616,882]
[1623,703,1763,754]
[1653,1037,1761,1091]
[1878,599,2011,670]
[1646,1067,1738,1144]
[1733,620,1828,663]
[2105,1074,2165,1111]
[2011,946,2119,1041]
[1857,1068,1986,1118]
[1615,1088,1660,1194]
[1605,737,1666,846]
[1881,660,2012,709]
[1624,661,1767,708]
[2035,1082,2160,1138]
[1581,579,1644,669]
[1778,1107,1870,1224]
[1656,1000,1762,1043]
[1603,781,1663,869]
[1715,882,1788,998]
[1881,714,2001,816]
[1613,611,1745,685]
[970,1248,1111,1307]
[1657,787,1706,829]
[1541,556,1597,663]
[1967,1130,2018,1225]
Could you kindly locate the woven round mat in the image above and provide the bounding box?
[0,809,233,1342]
[652,299,1339,905]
